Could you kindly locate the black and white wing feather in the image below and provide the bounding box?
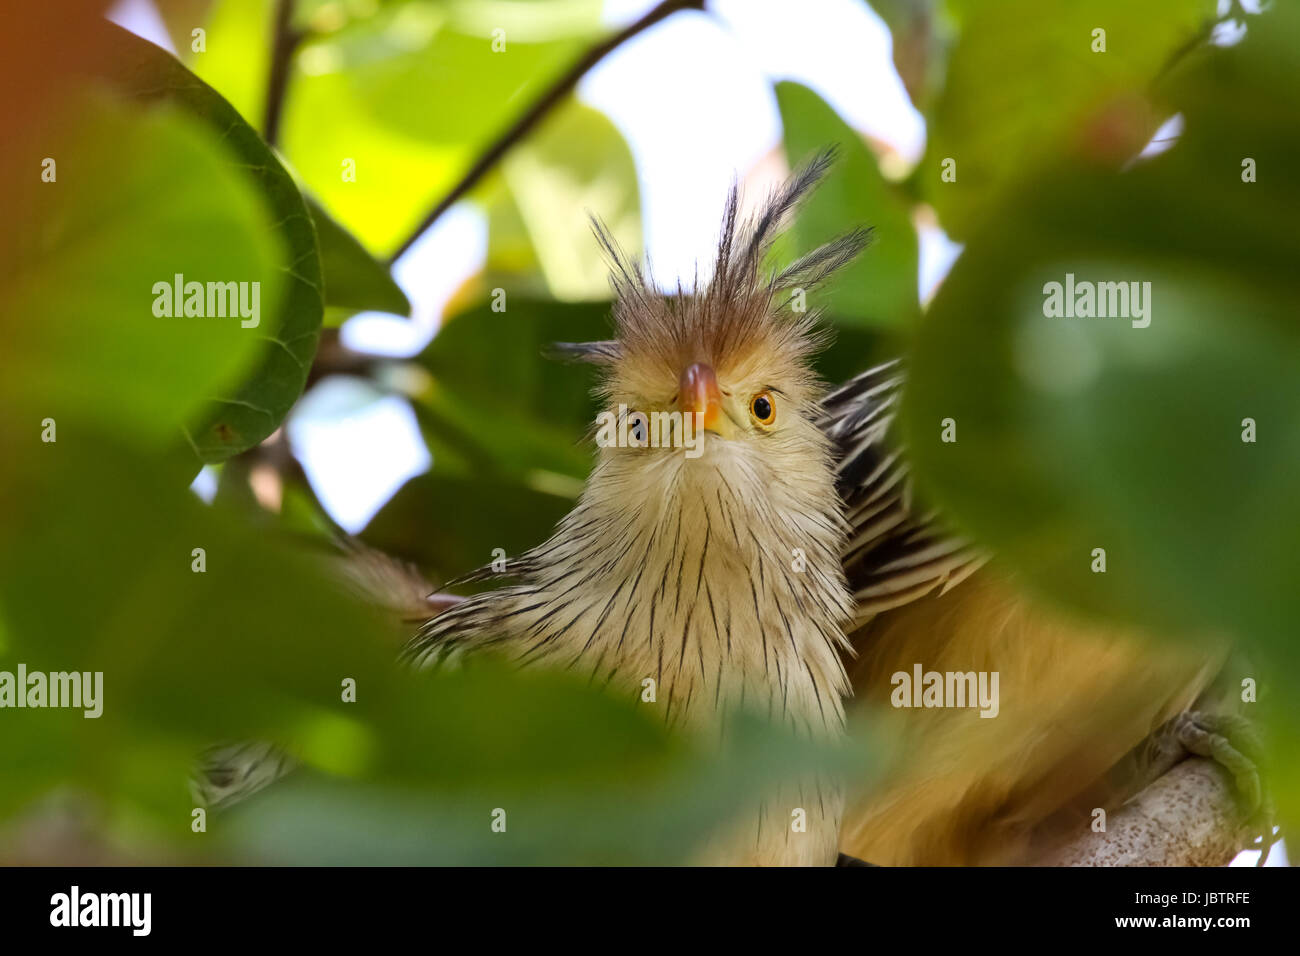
[819,360,987,627]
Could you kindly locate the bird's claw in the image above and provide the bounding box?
[1172,711,1278,866]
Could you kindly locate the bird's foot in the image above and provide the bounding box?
[1172,711,1278,865]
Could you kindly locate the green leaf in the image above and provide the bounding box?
[922,0,1211,240]
[88,22,324,461]
[345,4,601,146]
[0,431,873,863]
[415,299,612,477]
[465,100,644,315]
[308,196,411,321]
[181,0,272,124]
[900,7,1300,811]
[479,170,554,300]
[776,81,920,327]
[0,431,395,823]
[0,95,279,452]
[363,471,579,582]
[219,705,872,865]
[281,2,603,255]
[500,101,642,300]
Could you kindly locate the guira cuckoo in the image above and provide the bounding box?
[402,153,1267,865]
[202,154,1267,865]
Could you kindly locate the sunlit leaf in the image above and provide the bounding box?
[181,0,273,124]
[501,101,642,300]
[777,81,920,327]
[282,1,602,255]
[308,195,411,322]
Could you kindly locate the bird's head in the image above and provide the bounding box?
[415,154,869,698]
[555,151,871,499]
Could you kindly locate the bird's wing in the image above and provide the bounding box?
[825,363,1231,866]
[837,566,1225,865]
[818,360,987,626]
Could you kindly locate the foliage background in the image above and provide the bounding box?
[0,0,1294,864]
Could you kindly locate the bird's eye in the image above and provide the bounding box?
[750,391,776,426]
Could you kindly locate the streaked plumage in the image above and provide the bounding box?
[410,153,864,864]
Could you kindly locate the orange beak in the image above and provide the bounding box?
[679,362,723,432]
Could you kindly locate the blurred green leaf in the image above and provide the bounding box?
[0,432,394,825]
[220,703,871,865]
[308,195,411,322]
[348,8,598,145]
[281,67,462,255]
[777,81,920,327]
[90,22,324,461]
[901,6,1300,811]
[0,95,278,452]
[923,0,1211,240]
[463,99,643,317]
[479,170,553,299]
[815,322,898,387]
[0,432,869,864]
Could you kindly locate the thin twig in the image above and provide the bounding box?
[387,0,706,264]
[262,0,304,147]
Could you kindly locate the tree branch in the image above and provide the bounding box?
[1045,758,1255,866]
[262,0,304,148]
[387,0,706,265]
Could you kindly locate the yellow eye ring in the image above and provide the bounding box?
[750,391,776,426]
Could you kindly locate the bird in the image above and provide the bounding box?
[203,152,1267,865]
[406,151,866,865]
[398,151,1265,865]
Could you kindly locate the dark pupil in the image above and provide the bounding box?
[753,396,772,420]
